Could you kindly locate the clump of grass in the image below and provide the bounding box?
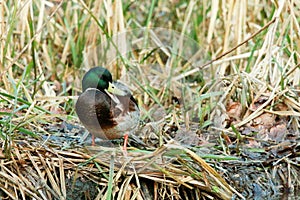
[0,139,242,199]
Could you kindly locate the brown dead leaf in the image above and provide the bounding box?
[245,139,261,148]
[226,101,243,120]
[268,123,287,142]
[242,110,289,143]
[252,113,275,128]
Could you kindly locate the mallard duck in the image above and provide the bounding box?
[75,67,140,151]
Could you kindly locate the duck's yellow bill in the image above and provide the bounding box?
[107,82,127,96]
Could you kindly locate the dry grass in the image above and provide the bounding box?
[0,0,300,199]
[0,140,240,199]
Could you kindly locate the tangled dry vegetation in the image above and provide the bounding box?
[0,0,300,199]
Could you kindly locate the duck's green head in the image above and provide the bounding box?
[82,67,126,96]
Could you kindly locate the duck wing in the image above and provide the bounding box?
[75,88,119,138]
